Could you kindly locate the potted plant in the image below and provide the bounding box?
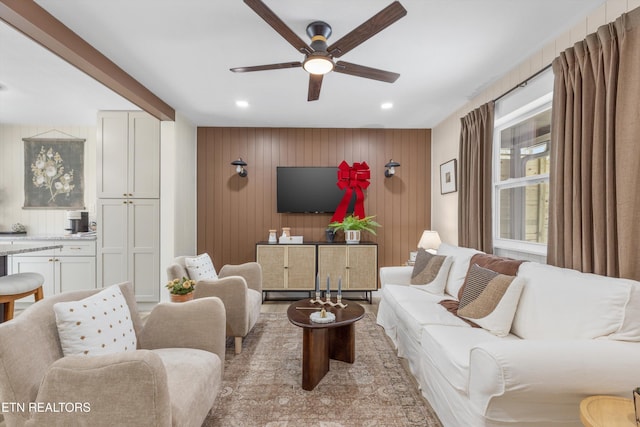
[166,277,197,302]
[327,214,381,244]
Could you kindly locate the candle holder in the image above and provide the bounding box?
[308,296,348,308]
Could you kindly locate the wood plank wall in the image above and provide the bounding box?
[197,127,431,278]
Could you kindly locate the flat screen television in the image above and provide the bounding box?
[276,167,355,214]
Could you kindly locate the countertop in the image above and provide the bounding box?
[0,233,96,241]
[0,243,64,256]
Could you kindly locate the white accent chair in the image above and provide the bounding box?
[166,255,262,355]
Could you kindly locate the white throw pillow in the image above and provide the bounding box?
[513,262,633,340]
[436,243,483,298]
[185,253,218,281]
[54,285,137,356]
[457,264,524,337]
[409,250,453,295]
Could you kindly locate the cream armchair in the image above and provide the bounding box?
[167,255,262,355]
[0,282,226,427]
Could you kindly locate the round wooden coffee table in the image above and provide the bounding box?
[287,298,365,391]
[580,395,636,427]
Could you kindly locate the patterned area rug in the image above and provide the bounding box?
[204,312,442,427]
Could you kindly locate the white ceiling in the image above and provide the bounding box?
[0,0,605,128]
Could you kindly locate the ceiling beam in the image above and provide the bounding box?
[0,0,175,121]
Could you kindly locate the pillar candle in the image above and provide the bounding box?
[326,274,330,294]
[338,276,342,296]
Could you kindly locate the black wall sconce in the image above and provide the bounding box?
[384,159,400,178]
[231,158,248,177]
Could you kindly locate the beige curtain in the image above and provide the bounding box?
[548,7,640,281]
[458,102,494,252]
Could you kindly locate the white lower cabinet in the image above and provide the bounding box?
[10,240,96,301]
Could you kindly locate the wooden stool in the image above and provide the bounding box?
[0,272,45,322]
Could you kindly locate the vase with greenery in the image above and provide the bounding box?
[327,214,381,244]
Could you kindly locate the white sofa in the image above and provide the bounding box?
[376,243,640,427]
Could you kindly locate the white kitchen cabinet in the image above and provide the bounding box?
[97,111,160,199]
[10,240,96,300]
[97,198,159,302]
[97,110,160,303]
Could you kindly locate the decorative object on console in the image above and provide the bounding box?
[325,228,336,243]
[53,284,137,356]
[331,161,371,222]
[279,231,304,244]
[231,157,248,177]
[456,264,525,337]
[440,158,457,194]
[327,214,380,244]
[417,230,442,253]
[384,159,401,178]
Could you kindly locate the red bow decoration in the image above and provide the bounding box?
[331,161,370,222]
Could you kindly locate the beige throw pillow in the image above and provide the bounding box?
[410,249,453,295]
[457,264,524,337]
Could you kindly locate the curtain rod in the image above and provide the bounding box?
[492,63,553,103]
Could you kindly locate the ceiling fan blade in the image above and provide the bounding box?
[308,74,323,101]
[230,62,302,73]
[244,0,312,54]
[334,61,400,83]
[327,1,407,58]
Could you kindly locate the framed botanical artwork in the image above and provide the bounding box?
[23,137,85,209]
[440,159,457,194]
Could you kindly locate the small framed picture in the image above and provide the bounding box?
[440,159,457,194]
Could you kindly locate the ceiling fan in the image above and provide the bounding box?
[230,0,407,101]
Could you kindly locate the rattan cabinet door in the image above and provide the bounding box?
[345,245,377,290]
[317,245,347,286]
[256,245,286,290]
[285,245,316,290]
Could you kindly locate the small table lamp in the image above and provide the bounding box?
[418,230,442,254]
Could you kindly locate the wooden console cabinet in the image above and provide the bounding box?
[256,242,377,302]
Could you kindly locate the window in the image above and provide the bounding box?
[493,69,553,256]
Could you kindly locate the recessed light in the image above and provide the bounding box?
[381,102,393,110]
[235,100,249,108]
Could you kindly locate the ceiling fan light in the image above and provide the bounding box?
[303,56,334,75]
